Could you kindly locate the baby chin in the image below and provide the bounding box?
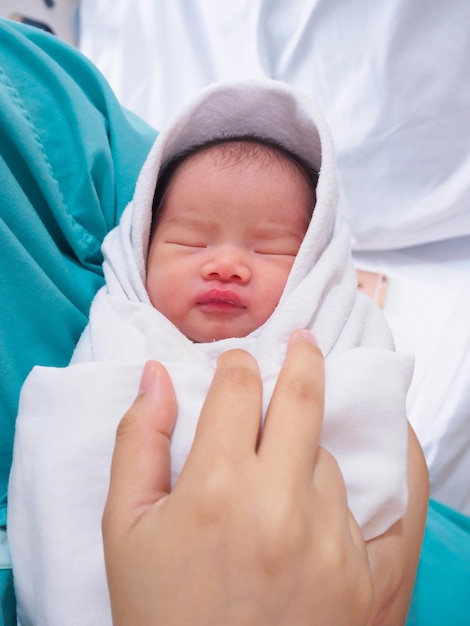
[186,306,260,343]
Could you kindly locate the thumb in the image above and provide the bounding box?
[103,360,177,533]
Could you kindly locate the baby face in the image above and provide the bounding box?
[146,147,312,343]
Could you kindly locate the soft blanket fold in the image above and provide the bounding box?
[9,79,413,626]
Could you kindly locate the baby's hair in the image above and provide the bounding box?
[150,135,319,236]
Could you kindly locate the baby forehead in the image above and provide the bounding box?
[151,137,318,231]
[182,138,309,174]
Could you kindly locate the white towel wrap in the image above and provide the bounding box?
[9,79,413,626]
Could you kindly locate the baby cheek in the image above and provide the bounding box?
[147,267,170,306]
[257,262,293,314]
[149,269,191,322]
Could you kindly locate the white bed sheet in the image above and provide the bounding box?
[79,0,470,252]
[354,236,470,515]
[78,0,470,514]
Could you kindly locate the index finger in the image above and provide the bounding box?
[258,330,325,483]
[184,349,263,468]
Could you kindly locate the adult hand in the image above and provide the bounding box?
[102,330,374,626]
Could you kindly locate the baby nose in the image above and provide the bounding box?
[201,247,251,283]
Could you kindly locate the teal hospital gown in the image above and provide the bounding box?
[0,19,155,624]
[0,18,468,626]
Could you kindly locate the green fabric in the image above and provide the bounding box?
[407,499,470,625]
[0,18,157,518]
[0,19,156,620]
[1,17,470,626]
[0,570,15,626]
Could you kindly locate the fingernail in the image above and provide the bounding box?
[293,329,318,344]
[139,361,159,395]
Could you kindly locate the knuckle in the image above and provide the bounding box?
[192,463,236,525]
[259,498,310,571]
[218,360,260,391]
[285,374,322,405]
[319,535,371,590]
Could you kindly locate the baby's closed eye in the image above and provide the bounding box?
[252,228,302,257]
[253,243,299,256]
[166,238,208,248]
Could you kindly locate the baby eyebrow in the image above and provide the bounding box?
[163,214,213,230]
[252,224,304,241]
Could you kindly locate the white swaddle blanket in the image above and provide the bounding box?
[9,79,412,626]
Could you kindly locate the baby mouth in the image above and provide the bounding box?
[197,289,246,309]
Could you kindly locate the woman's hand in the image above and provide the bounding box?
[103,330,374,626]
